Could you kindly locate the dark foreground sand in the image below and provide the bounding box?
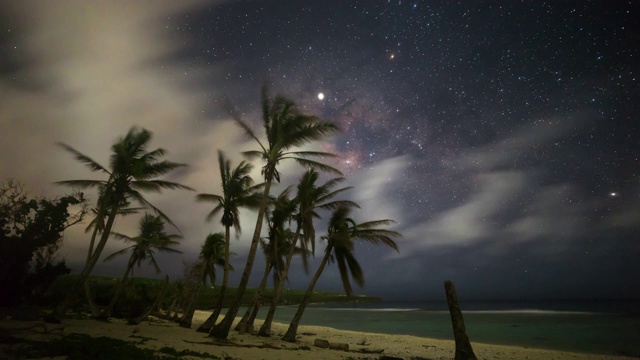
[0,310,628,360]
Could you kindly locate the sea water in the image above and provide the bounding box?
[256,300,640,357]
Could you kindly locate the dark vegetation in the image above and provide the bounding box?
[42,275,379,319]
[0,179,87,308]
[0,332,222,360]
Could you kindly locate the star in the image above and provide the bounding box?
[317,92,325,100]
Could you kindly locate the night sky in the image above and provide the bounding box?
[1,1,638,301]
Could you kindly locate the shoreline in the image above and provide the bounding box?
[0,310,630,360]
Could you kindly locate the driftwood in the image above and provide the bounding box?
[444,280,478,360]
[328,342,349,351]
[313,338,330,348]
[9,322,65,335]
[183,339,282,350]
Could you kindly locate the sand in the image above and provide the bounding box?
[0,310,628,360]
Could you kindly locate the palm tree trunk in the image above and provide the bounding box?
[179,271,206,328]
[281,245,332,342]
[210,180,272,339]
[235,260,272,333]
[86,176,111,264]
[99,256,135,319]
[130,275,169,325]
[196,226,232,333]
[84,280,100,317]
[85,217,101,265]
[52,202,121,319]
[259,225,301,336]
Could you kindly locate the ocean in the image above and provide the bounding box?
[255,300,640,357]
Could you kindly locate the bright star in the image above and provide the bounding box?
[317,92,324,100]
[609,192,618,197]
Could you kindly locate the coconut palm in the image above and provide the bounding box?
[99,214,182,319]
[281,206,400,342]
[211,86,340,339]
[235,187,298,333]
[195,151,262,332]
[83,187,142,264]
[52,127,192,318]
[180,232,228,328]
[258,169,358,336]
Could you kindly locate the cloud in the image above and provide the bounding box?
[349,155,409,224]
[401,171,526,254]
[459,111,593,171]
[397,112,601,260]
[0,0,248,276]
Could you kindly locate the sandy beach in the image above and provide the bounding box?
[1,310,629,360]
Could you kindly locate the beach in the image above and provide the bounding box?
[1,310,629,360]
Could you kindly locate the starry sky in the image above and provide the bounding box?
[1,1,638,301]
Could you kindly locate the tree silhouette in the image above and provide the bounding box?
[99,214,182,319]
[258,169,358,336]
[282,206,400,342]
[52,127,192,318]
[195,151,262,332]
[211,86,340,339]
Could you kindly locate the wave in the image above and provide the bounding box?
[313,307,421,312]
[309,306,601,315]
[459,309,602,315]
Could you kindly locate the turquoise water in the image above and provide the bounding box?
[251,300,640,357]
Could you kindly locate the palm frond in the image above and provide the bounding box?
[55,180,106,189]
[290,158,343,175]
[138,161,188,180]
[131,180,194,192]
[57,143,110,174]
[103,247,133,262]
[241,150,264,160]
[196,193,224,203]
[126,189,181,233]
[318,200,360,211]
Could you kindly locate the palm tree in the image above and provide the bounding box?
[195,151,262,332]
[99,214,182,319]
[235,187,298,333]
[211,86,340,339]
[180,232,227,328]
[52,127,193,318]
[281,206,400,342]
[258,169,358,336]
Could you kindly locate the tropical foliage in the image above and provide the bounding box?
[98,214,182,318]
[10,88,403,342]
[0,179,87,306]
[195,151,262,331]
[210,86,340,339]
[53,127,192,317]
[281,206,400,342]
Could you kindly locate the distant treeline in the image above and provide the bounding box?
[43,275,379,318]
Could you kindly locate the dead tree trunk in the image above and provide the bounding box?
[444,280,477,360]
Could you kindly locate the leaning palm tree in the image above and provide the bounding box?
[235,187,297,333]
[180,232,227,328]
[258,169,358,336]
[99,214,182,319]
[195,151,262,332]
[281,206,400,342]
[52,127,193,318]
[211,86,340,339]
